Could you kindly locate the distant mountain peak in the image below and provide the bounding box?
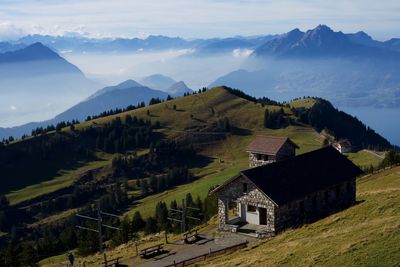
[87,79,143,100]
[0,42,61,63]
[141,74,177,91]
[313,24,333,32]
[19,42,60,59]
[253,25,361,58]
[116,79,142,88]
[167,81,192,96]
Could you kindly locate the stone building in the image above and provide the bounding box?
[212,146,363,238]
[246,136,298,167]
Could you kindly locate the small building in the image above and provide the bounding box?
[246,136,299,168]
[333,139,353,153]
[212,146,363,238]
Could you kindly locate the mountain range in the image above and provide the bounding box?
[0,43,97,128]
[1,25,400,140]
[2,29,398,56]
[0,77,191,139]
[140,74,192,96]
[210,25,400,107]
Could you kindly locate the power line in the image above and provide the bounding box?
[75,202,121,254]
[167,198,201,233]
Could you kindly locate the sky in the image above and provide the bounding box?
[0,0,399,40]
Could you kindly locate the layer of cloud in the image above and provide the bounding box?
[0,0,399,40]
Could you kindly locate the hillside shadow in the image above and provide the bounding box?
[231,126,252,136]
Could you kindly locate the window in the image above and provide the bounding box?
[243,183,248,193]
[247,205,257,212]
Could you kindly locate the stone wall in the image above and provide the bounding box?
[217,175,276,233]
[248,141,296,168]
[248,152,275,168]
[275,178,356,232]
[217,174,356,237]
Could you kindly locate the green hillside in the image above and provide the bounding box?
[3,87,383,211]
[5,88,323,204]
[203,166,400,267]
[0,86,388,266]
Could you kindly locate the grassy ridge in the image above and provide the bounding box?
[203,166,400,267]
[6,153,112,205]
[6,88,378,212]
[345,150,383,169]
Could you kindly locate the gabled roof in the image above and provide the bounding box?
[213,146,363,206]
[246,136,299,155]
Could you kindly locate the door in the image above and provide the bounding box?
[259,207,267,225]
[240,203,246,222]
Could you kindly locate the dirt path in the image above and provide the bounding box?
[136,233,255,267]
[363,149,385,159]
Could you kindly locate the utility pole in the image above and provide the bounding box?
[76,202,121,254]
[97,203,103,253]
[167,197,201,233]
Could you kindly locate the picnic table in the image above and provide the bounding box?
[139,243,164,258]
[184,229,199,244]
[101,257,121,267]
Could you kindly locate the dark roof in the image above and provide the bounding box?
[216,146,363,206]
[246,136,299,155]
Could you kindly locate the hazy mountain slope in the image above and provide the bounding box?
[167,81,192,96]
[0,42,26,53]
[384,38,400,52]
[87,79,143,99]
[211,25,400,107]
[141,74,177,91]
[0,42,84,77]
[0,43,97,128]
[252,25,399,59]
[0,82,168,139]
[55,86,168,122]
[346,31,384,48]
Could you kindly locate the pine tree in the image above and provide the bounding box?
[131,211,145,233]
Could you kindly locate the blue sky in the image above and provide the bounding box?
[0,0,399,40]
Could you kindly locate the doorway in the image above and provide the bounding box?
[259,207,267,225]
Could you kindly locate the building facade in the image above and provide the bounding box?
[212,146,363,237]
[246,136,298,168]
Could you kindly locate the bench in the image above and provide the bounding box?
[101,257,121,267]
[184,229,199,244]
[139,243,164,258]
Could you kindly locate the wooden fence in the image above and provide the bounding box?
[165,241,248,267]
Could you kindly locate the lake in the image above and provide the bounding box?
[340,107,400,147]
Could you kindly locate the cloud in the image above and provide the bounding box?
[233,48,253,58]
[0,0,399,39]
[9,105,17,111]
[0,22,26,40]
